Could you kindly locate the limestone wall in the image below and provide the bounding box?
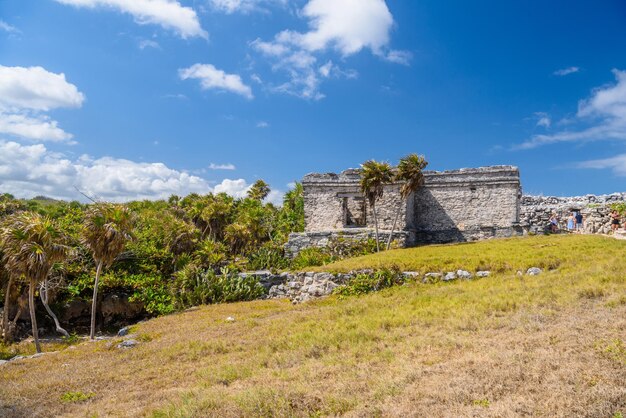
[413,166,521,243]
[303,169,406,232]
[301,165,522,245]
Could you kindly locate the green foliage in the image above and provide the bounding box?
[290,248,334,270]
[0,182,305,327]
[246,243,289,271]
[334,267,405,297]
[172,267,266,310]
[60,391,94,403]
[610,202,626,216]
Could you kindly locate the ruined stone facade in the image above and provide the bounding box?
[286,165,522,255]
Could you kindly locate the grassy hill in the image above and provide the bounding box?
[1,235,625,417]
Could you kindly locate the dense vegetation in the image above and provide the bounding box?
[0,183,310,341]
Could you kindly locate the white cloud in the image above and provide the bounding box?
[213,178,284,204]
[287,0,394,55]
[0,140,210,201]
[0,140,285,204]
[213,178,250,198]
[256,121,269,128]
[251,0,403,99]
[535,112,551,128]
[55,0,207,39]
[518,69,626,149]
[179,63,253,99]
[0,113,74,143]
[139,39,161,49]
[208,0,286,14]
[0,20,20,34]
[384,49,412,65]
[0,65,85,142]
[577,154,626,177]
[0,65,85,111]
[209,162,236,170]
[554,66,580,76]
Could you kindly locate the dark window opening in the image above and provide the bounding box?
[341,196,367,227]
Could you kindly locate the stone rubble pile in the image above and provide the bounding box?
[239,267,543,304]
[520,193,626,235]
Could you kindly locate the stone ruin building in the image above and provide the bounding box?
[286,165,524,255]
[285,164,626,256]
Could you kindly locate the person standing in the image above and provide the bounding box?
[567,213,575,232]
[549,213,559,233]
[610,210,621,233]
[575,211,584,232]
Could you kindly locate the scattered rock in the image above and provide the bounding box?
[117,326,130,337]
[456,270,472,279]
[117,339,138,349]
[516,270,524,276]
[443,272,457,281]
[402,271,420,279]
[225,316,235,322]
[526,267,542,276]
[0,360,7,366]
[423,272,442,283]
[476,271,490,278]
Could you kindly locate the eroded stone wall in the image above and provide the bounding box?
[300,165,522,246]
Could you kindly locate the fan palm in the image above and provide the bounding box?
[386,154,428,250]
[82,203,134,340]
[360,160,394,252]
[247,180,270,201]
[0,212,69,352]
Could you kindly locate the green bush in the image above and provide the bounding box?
[334,267,405,297]
[172,267,266,309]
[290,248,334,270]
[246,243,289,271]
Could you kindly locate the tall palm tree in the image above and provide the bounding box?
[82,203,134,340]
[247,180,270,201]
[386,154,429,250]
[360,160,394,252]
[0,212,69,353]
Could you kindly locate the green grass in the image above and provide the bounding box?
[1,234,625,417]
[313,234,624,274]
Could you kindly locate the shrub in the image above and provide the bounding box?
[247,243,289,271]
[172,267,266,309]
[290,248,334,270]
[334,267,404,297]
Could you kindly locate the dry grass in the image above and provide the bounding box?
[1,235,625,417]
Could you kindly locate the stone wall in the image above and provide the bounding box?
[285,229,409,258]
[294,165,522,252]
[520,193,626,234]
[413,166,521,243]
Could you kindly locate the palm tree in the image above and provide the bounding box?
[0,212,69,353]
[386,154,429,250]
[82,203,134,340]
[360,160,394,252]
[247,180,270,201]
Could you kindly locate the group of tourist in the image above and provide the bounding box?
[549,211,584,233]
[549,210,626,234]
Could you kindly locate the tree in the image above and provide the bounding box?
[82,203,134,340]
[360,160,394,252]
[247,180,270,201]
[386,154,428,250]
[0,212,69,352]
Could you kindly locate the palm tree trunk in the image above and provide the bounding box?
[40,280,69,338]
[2,275,13,343]
[372,202,380,252]
[29,278,41,353]
[386,206,401,251]
[90,260,103,340]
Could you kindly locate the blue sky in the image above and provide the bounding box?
[1,0,626,203]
